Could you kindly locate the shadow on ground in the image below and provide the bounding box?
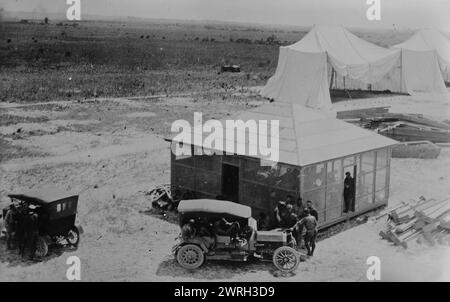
[156,256,305,280]
[0,237,78,268]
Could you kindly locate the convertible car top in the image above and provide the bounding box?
[8,186,78,206]
[177,199,252,219]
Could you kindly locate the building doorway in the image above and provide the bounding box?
[343,164,357,213]
[222,164,239,202]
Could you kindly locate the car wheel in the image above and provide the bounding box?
[176,244,205,270]
[273,246,299,273]
[35,236,48,258]
[66,226,80,246]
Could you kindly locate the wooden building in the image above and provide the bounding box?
[169,103,397,229]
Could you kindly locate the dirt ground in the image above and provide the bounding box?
[1,88,450,281]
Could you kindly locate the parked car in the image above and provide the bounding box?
[3,187,81,258]
[173,199,300,272]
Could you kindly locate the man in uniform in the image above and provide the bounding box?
[297,208,318,256]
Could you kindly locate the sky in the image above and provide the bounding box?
[1,0,450,31]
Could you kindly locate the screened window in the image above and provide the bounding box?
[376,149,388,169]
[302,188,326,223]
[242,181,270,210]
[375,189,386,203]
[375,168,387,192]
[242,159,273,184]
[325,184,343,221]
[343,156,355,166]
[361,151,375,173]
[357,172,374,198]
[173,165,195,190]
[195,170,220,195]
[273,164,300,191]
[302,164,326,191]
[327,160,342,185]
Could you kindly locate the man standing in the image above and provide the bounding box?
[4,204,18,250]
[344,172,355,213]
[297,208,318,256]
[306,200,319,221]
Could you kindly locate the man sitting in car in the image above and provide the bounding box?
[213,217,240,241]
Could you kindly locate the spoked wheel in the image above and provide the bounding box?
[176,244,205,270]
[273,246,299,273]
[66,226,80,247]
[34,236,48,258]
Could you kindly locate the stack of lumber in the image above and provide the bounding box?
[337,107,450,144]
[378,197,450,249]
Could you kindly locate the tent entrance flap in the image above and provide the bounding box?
[261,49,331,110]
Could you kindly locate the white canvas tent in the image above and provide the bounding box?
[394,29,450,83]
[262,26,448,109]
[261,25,400,110]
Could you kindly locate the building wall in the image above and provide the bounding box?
[171,143,391,228]
[300,147,391,227]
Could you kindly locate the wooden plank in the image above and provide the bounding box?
[336,106,390,119]
[420,199,450,220]
[379,113,450,130]
[379,230,393,242]
[387,230,408,249]
[397,228,418,240]
[394,218,417,234]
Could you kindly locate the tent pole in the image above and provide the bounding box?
[400,50,403,92]
[329,67,335,90]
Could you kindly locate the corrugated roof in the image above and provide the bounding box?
[171,103,398,166]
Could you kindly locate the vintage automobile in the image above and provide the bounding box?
[173,199,300,272]
[2,187,81,258]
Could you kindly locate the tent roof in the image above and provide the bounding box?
[286,25,400,66]
[171,103,397,167]
[260,25,401,110]
[393,29,450,67]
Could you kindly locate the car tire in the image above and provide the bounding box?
[66,226,80,247]
[176,244,205,270]
[273,246,299,273]
[35,236,48,258]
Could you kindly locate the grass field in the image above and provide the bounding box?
[0,19,415,103]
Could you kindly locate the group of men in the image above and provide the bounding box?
[2,200,40,260]
[257,195,319,256]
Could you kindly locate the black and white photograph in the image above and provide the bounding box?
[0,0,450,284]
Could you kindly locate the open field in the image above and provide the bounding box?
[0,19,416,103]
[1,19,450,281]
